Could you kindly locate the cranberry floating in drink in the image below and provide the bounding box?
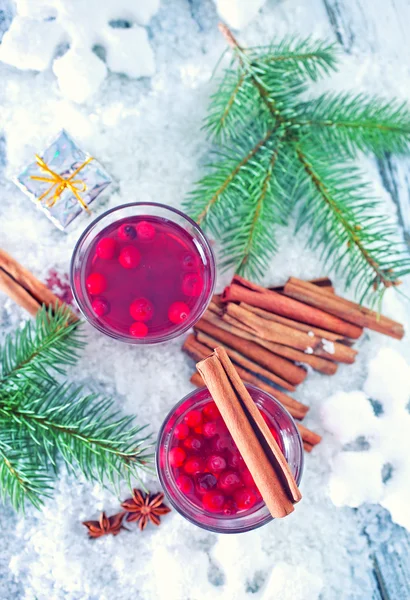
[156,384,303,533]
[70,203,215,343]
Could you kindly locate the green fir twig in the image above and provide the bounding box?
[0,305,152,510]
[185,24,410,301]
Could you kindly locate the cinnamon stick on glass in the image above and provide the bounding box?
[196,347,302,518]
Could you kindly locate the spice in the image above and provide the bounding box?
[283,277,404,340]
[0,248,78,320]
[121,489,171,530]
[196,347,302,519]
[222,274,363,339]
[82,511,126,538]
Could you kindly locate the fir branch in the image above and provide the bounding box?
[296,93,410,157]
[0,304,83,389]
[0,383,152,491]
[252,37,339,81]
[190,126,278,226]
[186,25,410,299]
[0,307,153,510]
[221,135,290,278]
[0,435,53,510]
[294,141,410,298]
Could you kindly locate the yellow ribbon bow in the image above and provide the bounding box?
[30,154,94,213]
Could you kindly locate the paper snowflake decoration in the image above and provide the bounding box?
[0,0,159,103]
[321,348,410,532]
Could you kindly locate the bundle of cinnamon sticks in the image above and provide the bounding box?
[183,274,405,452]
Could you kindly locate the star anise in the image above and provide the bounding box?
[121,489,171,530]
[82,511,126,538]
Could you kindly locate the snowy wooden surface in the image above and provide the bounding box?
[0,0,410,598]
[322,2,410,596]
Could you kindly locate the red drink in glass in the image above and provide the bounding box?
[70,204,215,343]
[157,384,303,533]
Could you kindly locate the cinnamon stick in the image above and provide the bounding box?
[239,302,353,345]
[0,268,42,316]
[297,423,322,447]
[0,249,77,321]
[196,348,301,517]
[195,316,307,386]
[222,275,363,339]
[226,303,357,364]
[212,311,339,375]
[303,442,313,453]
[195,330,298,392]
[190,371,320,448]
[189,359,308,420]
[270,277,335,294]
[284,278,404,340]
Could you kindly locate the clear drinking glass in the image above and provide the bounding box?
[156,384,303,534]
[70,203,215,344]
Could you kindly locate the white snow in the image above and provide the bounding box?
[322,348,410,531]
[213,0,268,30]
[260,562,323,600]
[0,0,159,103]
[1,0,410,598]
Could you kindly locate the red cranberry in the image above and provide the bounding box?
[203,421,218,438]
[130,298,154,322]
[193,425,203,435]
[217,470,243,493]
[169,447,186,467]
[184,410,202,428]
[91,297,110,317]
[202,490,225,513]
[211,435,236,453]
[174,423,190,441]
[234,487,258,510]
[129,322,148,338]
[168,301,190,324]
[86,273,107,295]
[176,475,194,494]
[182,273,203,297]
[228,451,245,469]
[202,403,220,421]
[206,454,227,473]
[184,457,204,475]
[183,436,204,452]
[136,220,156,241]
[223,499,236,515]
[181,253,198,271]
[195,473,217,495]
[118,223,136,240]
[96,237,117,259]
[240,468,256,488]
[119,245,141,269]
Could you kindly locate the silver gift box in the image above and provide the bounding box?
[15,130,112,231]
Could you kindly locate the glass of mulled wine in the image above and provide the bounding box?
[70,203,215,344]
[156,384,303,533]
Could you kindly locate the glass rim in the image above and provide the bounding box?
[156,383,304,534]
[70,202,216,345]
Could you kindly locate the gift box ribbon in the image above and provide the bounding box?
[30,154,94,213]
